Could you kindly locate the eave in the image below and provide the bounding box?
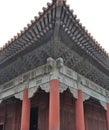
[0,2,56,64]
[0,0,109,87]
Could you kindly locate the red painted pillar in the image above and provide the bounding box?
[49,79,60,130]
[20,88,31,130]
[106,103,109,130]
[76,90,85,130]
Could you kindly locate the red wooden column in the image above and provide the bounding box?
[49,79,60,130]
[106,103,109,130]
[76,90,85,130]
[20,88,31,130]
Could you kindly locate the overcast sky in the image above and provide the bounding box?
[0,0,109,53]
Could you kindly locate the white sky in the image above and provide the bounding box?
[0,0,109,53]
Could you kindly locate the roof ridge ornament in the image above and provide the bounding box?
[52,0,66,6]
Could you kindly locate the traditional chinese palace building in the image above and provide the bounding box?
[0,0,109,130]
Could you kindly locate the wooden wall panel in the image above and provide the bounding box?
[38,105,49,130]
[5,116,13,130]
[5,103,15,130]
[14,103,22,130]
[0,105,5,125]
[31,90,49,130]
[84,102,107,130]
[60,90,76,130]
[0,100,21,130]
[61,107,76,130]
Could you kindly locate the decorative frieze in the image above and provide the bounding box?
[0,57,108,105]
[100,101,107,110]
[81,84,107,103]
[28,86,39,99]
[15,92,23,100]
[0,64,49,91]
[59,66,77,81]
[2,81,14,90]
[60,83,78,99]
[59,74,77,89]
[77,74,107,97]
[40,82,50,92]
[83,93,90,101]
